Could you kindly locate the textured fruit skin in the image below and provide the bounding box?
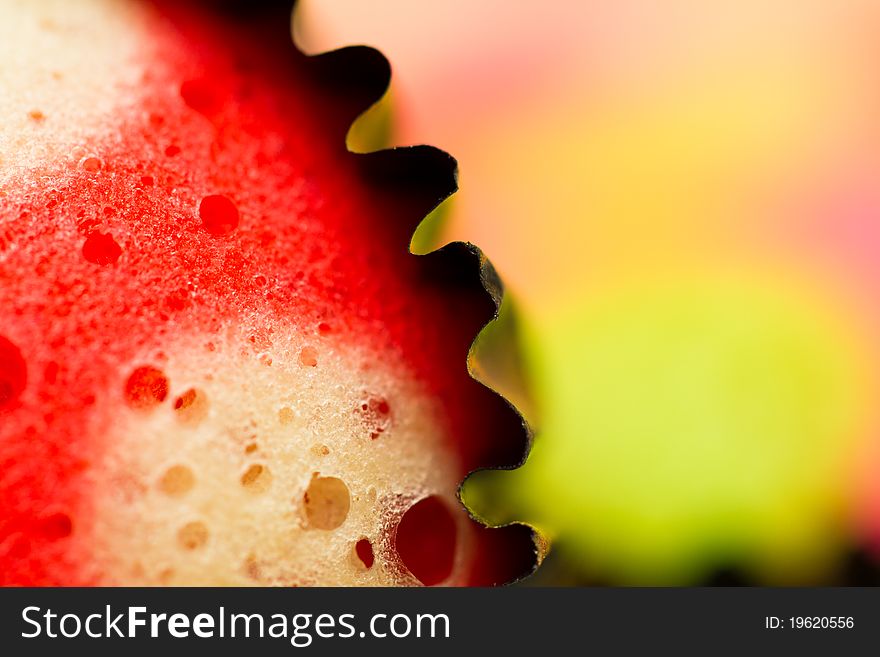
[0,0,537,585]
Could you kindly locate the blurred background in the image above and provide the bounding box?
[295,0,880,585]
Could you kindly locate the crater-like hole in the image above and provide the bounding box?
[241,464,272,493]
[82,232,122,266]
[199,194,239,236]
[180,78,222,116]
[124,366,169,409]
[303,475,350,530]
[299,346,318,367]
[159,465,195,496]
[39,512,73,541]
[172,387,208,425]
[244,554,261,581]
[278,406,294,425]
[177,521,208,550]
[395,496,457,586]
[80,156,103,172]
[355,538,375,570]
[0,334,27,409]
[358,395,392,439]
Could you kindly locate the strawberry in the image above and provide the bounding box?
[0,0,539,586]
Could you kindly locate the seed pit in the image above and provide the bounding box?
[241,464,271,493]
[355,538,375,569]
[395,496,457,586]
[358,395,392,439]
[278,406,295,425]
[39,512,73,540]
[244,554,261,580]
[172,388,208,425]
[82,232,122,265]
[124,366,169,409]
[180,78,222,115]
[159,465,194,496]
[303,475,350,530]
[199,194,239,236]
[299,346,318,367]
[0,335,27,409]
[178,521,208,550]
[80,156,103,172]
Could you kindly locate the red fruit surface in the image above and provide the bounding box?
[0,0,537,585]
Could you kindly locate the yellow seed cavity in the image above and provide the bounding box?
[303,475,350,530]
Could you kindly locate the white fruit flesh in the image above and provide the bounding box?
[84,328,465,586]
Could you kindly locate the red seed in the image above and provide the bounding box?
[180,78,222,116]
[355,538,374,569]
[360,395,391,439]
[395,496,457,586]
[82,232,122,265]
[299,346,318,367]
[39,512,73,540]
[80,156,103,172]
[0,335,27,409]
[199,194,239,236]
[124,366,169,409]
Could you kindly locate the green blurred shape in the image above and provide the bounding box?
[465,272,868,584]
[346,88,395,153]
[410,195,454,256]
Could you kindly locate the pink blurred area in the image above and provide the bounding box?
[297,0,880,304]
[295,0,880,563]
